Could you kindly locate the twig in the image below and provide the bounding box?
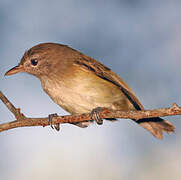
[0,91,25,120]
[0,90,180,133]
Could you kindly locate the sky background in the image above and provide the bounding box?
[1,0,181,179]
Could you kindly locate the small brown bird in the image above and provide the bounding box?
[5,42,175,139]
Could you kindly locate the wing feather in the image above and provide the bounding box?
[74,53,144,110]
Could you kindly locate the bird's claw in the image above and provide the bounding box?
[48,113,60,131]
[90,107,103,125]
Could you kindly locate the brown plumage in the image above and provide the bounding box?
[5,42,175,139]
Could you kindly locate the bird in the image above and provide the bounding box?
[5,42,175,139]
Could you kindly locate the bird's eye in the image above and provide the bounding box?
[31,59,38,66]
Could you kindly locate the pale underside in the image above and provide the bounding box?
[40,64,136,115]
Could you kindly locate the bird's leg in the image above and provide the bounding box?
[48,113,60,131]
[90,107,103,125]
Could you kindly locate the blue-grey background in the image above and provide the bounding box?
[1,1,181,179]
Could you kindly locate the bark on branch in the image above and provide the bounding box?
[0,90,180,133]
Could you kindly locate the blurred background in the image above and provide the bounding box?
[1,0,181,179]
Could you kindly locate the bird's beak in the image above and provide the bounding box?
[4,65,24,76]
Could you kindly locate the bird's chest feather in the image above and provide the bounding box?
[40,68,126,114]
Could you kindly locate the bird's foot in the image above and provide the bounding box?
[48,113,60,131]
[90,107,103,125]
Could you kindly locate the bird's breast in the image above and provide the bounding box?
[40,66,133,114]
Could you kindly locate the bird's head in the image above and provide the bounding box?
[5,43,73,78]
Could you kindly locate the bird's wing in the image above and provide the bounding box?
[74,53,144,110]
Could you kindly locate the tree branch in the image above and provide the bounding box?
[0,90,180,133]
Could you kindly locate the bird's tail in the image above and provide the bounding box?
[74,117,175,139]
[136,117,175,139]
